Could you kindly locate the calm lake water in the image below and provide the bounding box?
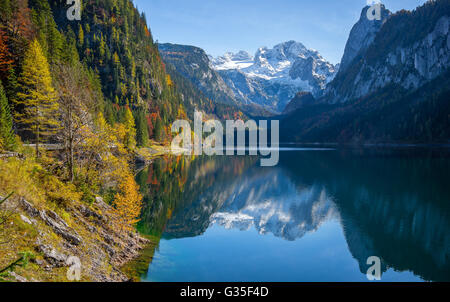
[134,147,450,282]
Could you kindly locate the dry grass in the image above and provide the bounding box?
[0,154,152,282]
[0,157,81,208]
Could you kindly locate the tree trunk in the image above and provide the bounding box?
[69,136,74,182]
[35,106,40,158]
[68,105,74,182]
[36,125,40,158]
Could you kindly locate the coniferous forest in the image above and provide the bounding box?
[0,0,201,281]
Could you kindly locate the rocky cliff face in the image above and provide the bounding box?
[281,1,450,144]
[1,195,149,282]
[339,5,391,73]
[212,41,337,113]
[325,3,450,104]
[159,41,337,114]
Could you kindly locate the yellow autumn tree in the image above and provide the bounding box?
[166,74,173,87]
[78,112,141,229]
[113,174,143,228]
[79,112,124,185]
[15,39,59,157]
[78,24,84,46]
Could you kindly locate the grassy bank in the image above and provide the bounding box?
[0,146,163,282]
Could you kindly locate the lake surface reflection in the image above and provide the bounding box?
[134,148,450,282]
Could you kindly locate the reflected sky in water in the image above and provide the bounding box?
[136,148,450,282]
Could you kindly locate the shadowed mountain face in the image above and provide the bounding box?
[157,43,273,117]
[281,1,450,144]
[282,92,316,114]
[137,149,450,281]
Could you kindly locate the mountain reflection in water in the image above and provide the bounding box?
[134,148,450,282]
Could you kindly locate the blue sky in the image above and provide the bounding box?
[133,0,427,64]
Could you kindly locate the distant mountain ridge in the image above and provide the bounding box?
[158,41,337,115]
[212,41,337,113]
[158,43,277,117]
[158,43,237,106]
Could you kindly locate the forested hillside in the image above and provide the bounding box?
[49,0,185,142]
[159,43,252,120]
[0,0,189,281]
[158,43,237,106]
[281,71,450,143]
[0,0,190,146]
[165,62,247,120]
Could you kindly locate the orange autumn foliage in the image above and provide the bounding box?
[144,27,151,38]
[0,30,13,78]
[113,174,143,228]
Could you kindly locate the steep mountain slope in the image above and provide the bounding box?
[281,71,450,143]
[324,1,450,104]
[164,60,247,120]
[158,43,273,117]
[212,41,337,113]
[281,1,450,143]
[47,0,184,141]
[158,43,237,106]
[282,92,315,115]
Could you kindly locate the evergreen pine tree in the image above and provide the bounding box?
[0,82,15,150]
[124,107,136,150]
[0,0,12,22]
[154,116,163,141]
[134,110,149,147]
[15,39,59,157]
[5,67,18,103]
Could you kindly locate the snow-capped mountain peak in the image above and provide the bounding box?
[261,40,308,61]
[211,41,338,113]
[212,50,254,71]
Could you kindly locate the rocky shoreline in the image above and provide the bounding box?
[1,195,150,282]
